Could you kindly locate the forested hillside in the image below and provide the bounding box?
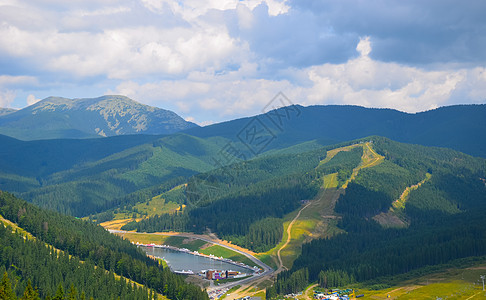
[0,191,208,300]
[0,133,225,216]
[1,103,485,219]
[268,137,486,297]
[122,140,362,252]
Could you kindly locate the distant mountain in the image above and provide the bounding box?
[0,107,17,116]
[186,104,486,158]
[0,95,197,140]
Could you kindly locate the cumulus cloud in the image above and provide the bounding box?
[0,0,485,121]
[112,37,486,123]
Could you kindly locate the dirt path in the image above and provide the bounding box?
[276,200,313,273]
[300,283,318,299]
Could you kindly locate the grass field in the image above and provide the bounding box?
[133,195,183,217]
[317,144,363,166]
[355,264,486,299]
[200,245,256,268]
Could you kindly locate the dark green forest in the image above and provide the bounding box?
[267,137,486,297]
[0,191,208,300]
[121,139,369,252]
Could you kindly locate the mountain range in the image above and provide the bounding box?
[1,96,485,158]
[1,95,486,299]
[0,95,197,140]
[0,99,485,216]
[186,103,486,158]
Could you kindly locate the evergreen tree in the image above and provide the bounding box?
[20,280,40,300]
[53,283,64,300]
[67,284,77,300]
[0,272,16,300]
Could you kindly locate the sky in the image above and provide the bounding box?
[0,0,485,125]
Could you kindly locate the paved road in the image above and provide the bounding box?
[108,229,274,292]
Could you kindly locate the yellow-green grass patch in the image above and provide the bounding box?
[200,245,257,268]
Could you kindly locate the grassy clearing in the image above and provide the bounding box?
[256,252,278,270]
[101,186,185,229]
[200,245,256,268]
[101,218,140,230]
[374,172,432,229]
[392,173,432,211]
[134,197,182,217]
[356,264,486,299]
[113,231,171,245]
[342,142,384,189]
[219,285,241,299]
[133,184,185,217]
[265,174,344,269]
[0,213,34,239]
[252,290,266,299]
[318,144,363,166]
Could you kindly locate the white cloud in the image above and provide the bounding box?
[356,36,371,57]
[111,37,486,123]
[0,0,485,121]
[302,40,478,113]
[0,75,38,87]
[26,94,40,106]
[0,90,16,108]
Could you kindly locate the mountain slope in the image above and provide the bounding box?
[267,137,486,295]
[0,133,226,216]
[185,104,486,158]
[119,136,486,294]
[0,191,208,299]
[0,95,197,140]
[0,107,16,116]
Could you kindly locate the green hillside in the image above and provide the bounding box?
[120,139,370,251]
[269,137,486,296]
[0,133,225,216]
[0,191,208,299]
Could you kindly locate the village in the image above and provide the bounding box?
[311,289,364,300]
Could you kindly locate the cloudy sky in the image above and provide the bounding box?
[0,0,485,124]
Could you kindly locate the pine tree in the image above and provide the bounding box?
[20,279,40,300]
[53,283,65,300]
[67,284,77,300]
[0,272,16,300]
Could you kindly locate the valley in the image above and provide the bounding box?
[1,0,485,298]
[1,101,486,300]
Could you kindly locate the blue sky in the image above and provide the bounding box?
[0,0,485,124]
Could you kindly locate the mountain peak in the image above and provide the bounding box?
[0,95,198,140]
